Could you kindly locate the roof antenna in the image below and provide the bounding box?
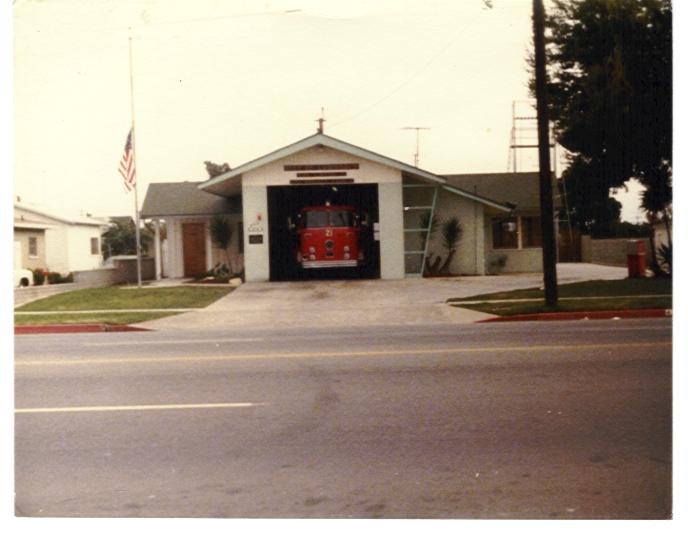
[316,107,326,134]
[401,126,430,167]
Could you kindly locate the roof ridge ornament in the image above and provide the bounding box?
[316,107,326,134]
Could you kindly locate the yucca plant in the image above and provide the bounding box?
[438,217,463,275]
[210,215,234,277]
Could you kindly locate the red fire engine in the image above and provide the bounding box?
[293,203,364,269]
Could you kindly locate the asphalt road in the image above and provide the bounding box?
[14,319,672,519]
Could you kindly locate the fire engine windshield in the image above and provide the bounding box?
[330,210,355,227]
[303,210,328,228]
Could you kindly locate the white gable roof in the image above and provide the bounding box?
[198,133,512,211]
[14,203,109,227]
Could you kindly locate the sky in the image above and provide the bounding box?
[11,0,645,221]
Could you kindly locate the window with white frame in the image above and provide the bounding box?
[90,237,100,255]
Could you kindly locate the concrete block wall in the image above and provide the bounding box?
[581,235,649,267]
[14,260,155,308]
[14,268,119,307]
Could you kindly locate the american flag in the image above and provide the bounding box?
[118,129,136,192]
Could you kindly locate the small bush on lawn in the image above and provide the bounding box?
[46,271,74,284]
[32,269,46,285]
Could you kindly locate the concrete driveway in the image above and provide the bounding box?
[142,263,627,331]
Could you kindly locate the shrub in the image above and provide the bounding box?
[45,271,75,284]
[32,269,46,286]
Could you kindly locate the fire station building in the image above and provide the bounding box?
[141,132,555,282]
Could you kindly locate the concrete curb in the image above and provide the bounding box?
[14,324,151,335]
[478,308,672,323]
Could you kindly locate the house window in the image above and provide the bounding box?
[522,216,542,247]
[90,237,100,255]
[492,218,518,249]
[28,237,38,257]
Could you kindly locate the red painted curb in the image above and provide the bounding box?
[478,308,672,323]
[14,324,150,335]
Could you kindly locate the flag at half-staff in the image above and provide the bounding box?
[118,128,136,192]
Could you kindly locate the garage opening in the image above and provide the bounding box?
[267,184,380,281]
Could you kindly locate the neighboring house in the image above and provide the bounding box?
[141,132,559,282]
[13,203,109,274]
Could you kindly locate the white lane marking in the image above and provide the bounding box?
[84,338,265,346]
[15,402,267,414]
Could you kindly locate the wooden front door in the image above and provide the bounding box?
[182,222,207,277]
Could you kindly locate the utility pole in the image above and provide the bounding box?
[533,0,558,306]
[401,127,430,167]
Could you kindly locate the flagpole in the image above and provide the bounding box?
[128,28,143,288]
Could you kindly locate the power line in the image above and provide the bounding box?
[329,13,481,128]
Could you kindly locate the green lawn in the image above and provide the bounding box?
[16,286,234,311]
[14,286,234,326]
[448,278,672,316]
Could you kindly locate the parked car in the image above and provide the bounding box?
[14,268,33,287]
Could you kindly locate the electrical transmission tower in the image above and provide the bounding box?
[507,100,557,175]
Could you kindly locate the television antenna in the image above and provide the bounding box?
[401,126,430,167]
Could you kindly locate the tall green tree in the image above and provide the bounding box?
[544,0,672,234]
[101,218,152,260]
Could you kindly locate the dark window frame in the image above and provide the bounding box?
[491,217,519,249]
[28,236,38,257]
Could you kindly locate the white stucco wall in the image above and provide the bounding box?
[242,186,270,282]
[240,145,405,281]
[44,227,70,274]
[66,224,103,271]
[424,189,486,275]
[377,183,405,279]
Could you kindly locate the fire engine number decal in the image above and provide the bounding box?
[325,228,333,237]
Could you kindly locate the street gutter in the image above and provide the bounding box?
[477,308,672,323]
[15,324,151,335]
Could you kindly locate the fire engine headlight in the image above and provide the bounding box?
[344,252,350,260]
[309,254,316,260]
[343,245,350,252]
[309,246,316,254]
